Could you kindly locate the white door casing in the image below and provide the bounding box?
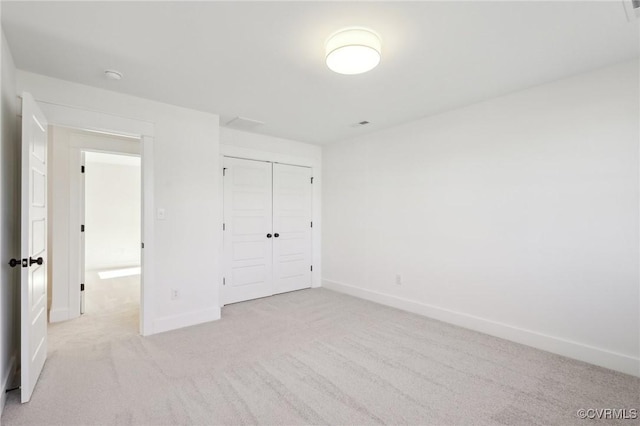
[272,164,312,294]
[20,93,48,403]
[223,157,274,304]
[80,151,86,315]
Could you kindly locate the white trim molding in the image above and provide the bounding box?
[152,307,221,335]
[322,279,640,377]
[140,135,155,336]
[48,308,69,323]
[36,100,154,138]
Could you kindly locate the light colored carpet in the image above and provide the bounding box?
[83,270,140,315]
[2,287,638,425]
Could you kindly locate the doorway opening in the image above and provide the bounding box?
[81,151,141,329]
[46,125,144,337]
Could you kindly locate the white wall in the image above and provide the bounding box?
[84,153,141,271]
[19,71,221,335]
[220,127,322,289]
[322,59,640,376]
[0,25,19,412]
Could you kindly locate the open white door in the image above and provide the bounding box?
[20,93,48,403]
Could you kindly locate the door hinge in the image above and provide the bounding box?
[81,283,85,291]
[81,224,85,232]
[310,221,313,228]
[223,277,226,286]
[311,177,314,184]
[310,265,313,272]
[81,165,85,173]
[223,223,226,231]
[141,242,144,249]
[223,167,227,177]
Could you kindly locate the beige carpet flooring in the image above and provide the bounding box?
[2,287,638,425]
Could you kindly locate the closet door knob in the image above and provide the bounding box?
[266,234,272,238]
[29,257,44,266]
[274,233,280,238]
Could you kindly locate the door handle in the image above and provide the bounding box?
[266,233,272,238]
[29,257,43,266]
[8,258,22,268]
[274,233,280,238]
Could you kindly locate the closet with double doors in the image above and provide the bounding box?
[222,157,313,305]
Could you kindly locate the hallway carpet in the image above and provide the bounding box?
[2,288,638,425]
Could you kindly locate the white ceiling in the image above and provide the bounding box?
[3,1,639,145]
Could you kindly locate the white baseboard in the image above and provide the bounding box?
[322,279,640,377]
[152,306,221,335]
[49,307,69,323]
[1,353,18,417]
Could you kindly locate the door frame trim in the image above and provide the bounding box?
[32,99,155,336]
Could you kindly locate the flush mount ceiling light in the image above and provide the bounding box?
[325,28,381,75]
[104,69,123,80]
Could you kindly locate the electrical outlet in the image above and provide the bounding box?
[395,274,402,285]
[171,289,179,300]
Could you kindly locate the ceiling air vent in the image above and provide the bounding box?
[225,116,265,130]
[623,0,640,21]
[350,120,370,128]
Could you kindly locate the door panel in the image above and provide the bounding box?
[223,158,273,304]
[232,241,266,261]
[21,93,48,403]
[272,164,312,294]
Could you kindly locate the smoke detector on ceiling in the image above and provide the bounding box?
[104,69,123,80]
[623,0,640,21]
[225,116,265,130]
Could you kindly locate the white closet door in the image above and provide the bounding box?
[272,163,312,294]
[223,158,273,304]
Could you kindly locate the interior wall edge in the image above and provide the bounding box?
[0,353,17,416]
[0,17,21,416]
[322,279,640,378]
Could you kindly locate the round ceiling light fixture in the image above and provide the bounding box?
[325,28,381,75]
